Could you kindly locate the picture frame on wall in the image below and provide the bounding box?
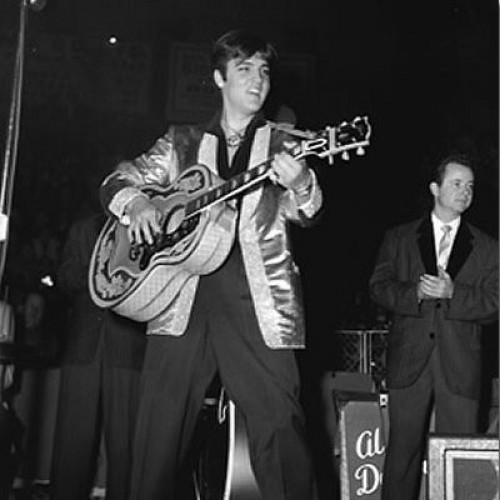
[166,42,218,125]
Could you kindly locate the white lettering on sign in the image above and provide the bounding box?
[355,428,385,459]
[353,427,385,496]
[355,464,383,496]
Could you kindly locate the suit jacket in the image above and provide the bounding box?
[369,214,498,399]
[57,212,146,367]
[100,113,323,348]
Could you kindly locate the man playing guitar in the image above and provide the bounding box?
[99,29,322,500]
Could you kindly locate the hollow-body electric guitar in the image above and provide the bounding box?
[88,117,371,322]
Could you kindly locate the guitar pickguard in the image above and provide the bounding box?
[92,223,136,301]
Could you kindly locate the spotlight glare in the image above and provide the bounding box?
[28,0,47,12]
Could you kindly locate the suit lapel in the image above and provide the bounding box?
[197,133,218,174]
[417,215,474,278]
[417,216,437,275]
[446,221,473,279]
[239,125,269,226]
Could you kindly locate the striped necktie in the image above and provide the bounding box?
[438,224,452,269]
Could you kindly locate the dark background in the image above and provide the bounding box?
[0,0,496,328]
[0,0,497,496]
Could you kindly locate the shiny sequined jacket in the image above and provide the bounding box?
[101,117,323,349]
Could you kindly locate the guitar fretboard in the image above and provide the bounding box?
[185,162,271,217]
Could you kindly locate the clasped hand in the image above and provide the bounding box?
[417,266,454,300]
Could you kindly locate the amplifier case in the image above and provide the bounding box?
[427,434,499,500]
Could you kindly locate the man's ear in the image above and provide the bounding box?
[213,69,225,89]
[429,181,439,197]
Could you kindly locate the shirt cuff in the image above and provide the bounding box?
[292,169,318,211]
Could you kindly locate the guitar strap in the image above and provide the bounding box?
[269,121,316,139]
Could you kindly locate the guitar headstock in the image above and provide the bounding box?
[295,116,371,165]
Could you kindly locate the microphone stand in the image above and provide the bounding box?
[0,0,47,292]
[0,0,30,290]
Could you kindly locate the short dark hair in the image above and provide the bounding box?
[210,29,278,79]
[429,152,475,186]
[416,151,476,214]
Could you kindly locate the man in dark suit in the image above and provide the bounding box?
[369,153,498,500]
[50,212,146,500]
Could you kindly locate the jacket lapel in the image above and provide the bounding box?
[239,124,270,227]
[446,221,473,279]
[197,133,218,174]
[417,215,474,278]
[417,216,437,275]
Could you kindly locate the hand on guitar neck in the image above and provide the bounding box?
[269,149,313,198]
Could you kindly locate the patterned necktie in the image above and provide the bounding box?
[438,224,452,269]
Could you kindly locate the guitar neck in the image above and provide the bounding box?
[185,162,271,217]
[185,116,371,217]
[185,144,312,218]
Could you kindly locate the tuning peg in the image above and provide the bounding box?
[356,147,365,156]
[342,151,350,161]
